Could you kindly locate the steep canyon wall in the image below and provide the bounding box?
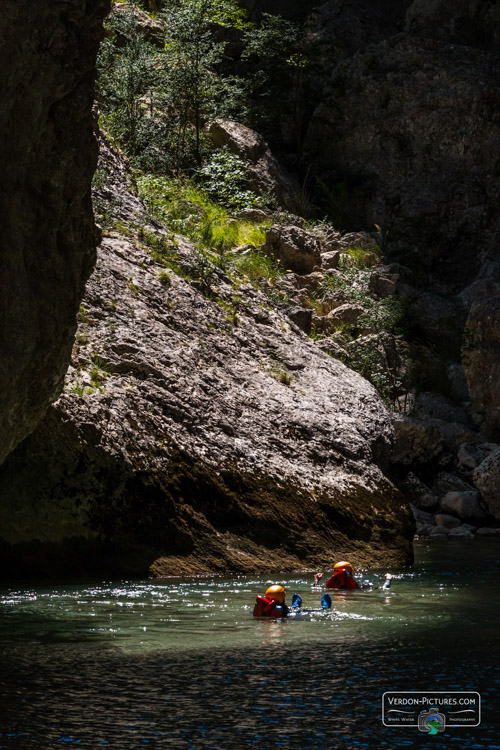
[0,0,110,464]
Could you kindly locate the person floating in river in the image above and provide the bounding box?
[325,561,360,590]
[253,585,332,618]
[315,562,394,591]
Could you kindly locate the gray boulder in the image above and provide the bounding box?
[327,231,379,254]
[432,472,475,496]
[321,250,341,270]
[476,527,500,537]
[473,447,500,520]
[324,303,365,329]
[447,526,475,540]
[410,505,434,525]
[435,514,461,529]
[285,307,312,334]
[457,442,497,473]
[0,145,415,578]
[415,524,435,537]
[430,526,449,537]
[262,225,321,274]
[391,415,443,466]
[368,272,398,298]
[296,271,326,295]
[440,490,487,522]
[315,338,348,360]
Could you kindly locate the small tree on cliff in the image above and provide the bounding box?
[158,0,248,169]
[97,2,159,160]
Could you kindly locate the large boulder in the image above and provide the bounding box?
[391,414,443,466]
[324,304,365,330]
[0,145,414,579]
[0,0,110,465]
[432,472,475,496]
[439,491,487,522]
[463,297,500,440]
[473,448,500,521]
[262,225,321,274]
[207,119,301,210]
[447,525,475,540]
[435,514,461,529]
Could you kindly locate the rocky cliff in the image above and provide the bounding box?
[0,0,110,464]
[305,35,499,290]
[0,139,414,579]
[303,1,499,291]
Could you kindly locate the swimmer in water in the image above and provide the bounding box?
[253,585,332,617]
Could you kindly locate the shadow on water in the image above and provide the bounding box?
[0,541,499,748]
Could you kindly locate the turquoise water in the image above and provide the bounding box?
[0,541,499,748]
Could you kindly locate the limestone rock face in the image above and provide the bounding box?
[464,297,500,440]
[0,0,110,465]
[405,0,500,52]
[304,35,500,289]
[0,150,414,579]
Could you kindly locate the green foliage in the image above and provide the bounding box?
[198,147,262,209]
[98,0,248,171]
[97,5,162,167]
[136,173,269,253]
[158,270,172,287]
[262,356,293,386]
[89,353,111,389]
[77,305,92,325]
[230,250,282,284]
[311,250,409,406]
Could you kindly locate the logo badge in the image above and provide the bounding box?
[418,709,446,735]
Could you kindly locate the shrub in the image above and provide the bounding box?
[198,147,262,210]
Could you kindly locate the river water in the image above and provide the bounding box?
[0,540,499,749]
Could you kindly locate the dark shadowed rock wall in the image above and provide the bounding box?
[305,36,499,289]
[302,1,500,290]
[0,0,110,465]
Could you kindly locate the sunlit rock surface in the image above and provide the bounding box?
[0,142,414,578]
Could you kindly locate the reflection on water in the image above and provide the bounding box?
[0,541,499,748]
